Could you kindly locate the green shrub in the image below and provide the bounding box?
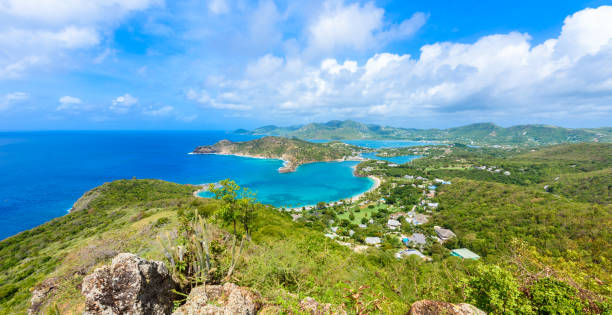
[529,278,583,315]
[465,264,532,314]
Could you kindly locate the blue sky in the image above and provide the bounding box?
[1,0,611,130]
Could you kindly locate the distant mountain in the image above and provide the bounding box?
[236,120,612,146]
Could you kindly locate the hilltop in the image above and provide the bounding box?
[192,136,364,172]
[236,120,612,146]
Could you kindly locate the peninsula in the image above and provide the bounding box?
[192,136,364,172]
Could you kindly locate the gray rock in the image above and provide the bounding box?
[28,278,58,315]
[409,300,486,315]
[173,283,261,315]
[82,253,177,315]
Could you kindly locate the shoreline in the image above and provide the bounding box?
[285,175,381,211]
[192,151,364,173]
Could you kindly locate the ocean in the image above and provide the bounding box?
[0,131,375,239]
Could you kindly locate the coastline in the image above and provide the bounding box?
[349,175,381,202]
[192,151,364,173]
[192,152,293,172]
[286,174,381,211]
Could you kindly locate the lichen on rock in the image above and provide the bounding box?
[81,253,177,315]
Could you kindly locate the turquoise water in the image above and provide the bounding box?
[0,131,374,239]
[198,159,372,208]
[360,152,422,164]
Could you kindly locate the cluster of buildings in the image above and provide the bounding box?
[320,170,480,262]
[474,165,511,176]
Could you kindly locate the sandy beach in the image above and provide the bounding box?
[286,175,381,211]
[349,175,381,202]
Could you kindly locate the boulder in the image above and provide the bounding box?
[82,253,177,315]
[409,300,486,315]
[28,278,58,315]
[173,283,261,315]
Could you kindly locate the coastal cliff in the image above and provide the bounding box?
[192,136,364,172]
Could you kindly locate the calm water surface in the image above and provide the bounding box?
[0,131,375,239]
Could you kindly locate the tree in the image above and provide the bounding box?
[208,179,260,279]
[465,264,532,314]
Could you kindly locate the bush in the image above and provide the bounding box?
[529,278,583,314]
[465,264,532,314]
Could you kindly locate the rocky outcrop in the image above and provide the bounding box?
[81,253,177,315]
[409,300,486,315]
[28,278,58,315]
[299,297,347,315]
[173,282,261,315]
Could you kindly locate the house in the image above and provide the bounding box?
[395,249,430,260]
[406,233,427,245]
[358,224,367,228]
[331,227,338,233]
[365,237,381,245]
[428,185,437,190]
[413,214,430,225]
[389,163,399,167]
[451,248,480,260]
[503,171,511,176]
[404,175,414,179]
[426,191,436,198]
[435,179,452,185]
[427,202,439,209]
[389,212,407,220]
[324,233,337,239]
[434,226,456,241]
[387,219,401,230]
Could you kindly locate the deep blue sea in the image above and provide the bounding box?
[0,131,375,239]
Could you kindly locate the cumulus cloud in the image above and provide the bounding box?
[306,1,426,54]
[110,94,138,113]
[188,5,612,124]
[0,92,28,111]
[0,0,162,78]
[143,105,174,116]
[56,95,83,111]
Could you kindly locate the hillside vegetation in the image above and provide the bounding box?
[1,143,611,314]
[238,120,612,146]
[192,136,363,171]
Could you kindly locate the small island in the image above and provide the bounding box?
[192,136,365,172]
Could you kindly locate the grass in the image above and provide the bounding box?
[336,203,402,224]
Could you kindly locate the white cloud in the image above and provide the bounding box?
[0,0,163,25]
[143,105,174,116]
[110,94,138,113]
[306,1,426,54]
[189,6,612,124]
[0,92,28,111]
[57,95,83,111]
[0,0,162,78]
[208,0,229,15]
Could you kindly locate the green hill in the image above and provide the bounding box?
[241,120,612,146]
[192,136,363,172]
